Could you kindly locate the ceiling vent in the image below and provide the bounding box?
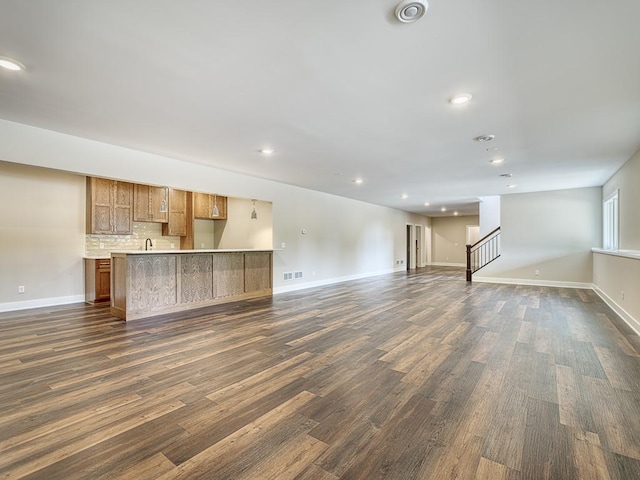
[395,0,428,23]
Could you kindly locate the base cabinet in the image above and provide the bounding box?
[85,258,111,303]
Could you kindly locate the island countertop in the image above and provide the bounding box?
[110,249,273,320]
[111,248,274,255]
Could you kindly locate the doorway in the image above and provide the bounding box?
[406,225,412,270]
[415,225,423,267]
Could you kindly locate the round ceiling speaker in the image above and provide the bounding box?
[395,0,428,23]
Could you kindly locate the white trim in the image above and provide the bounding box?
[0,295,86,313]
[430,262,466,267]
[593,285,640,337]
[274,268,397,294]
[592,248,640,261]
[472,276,592,289]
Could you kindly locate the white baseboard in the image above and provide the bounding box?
[430,262,466,267]
[593,285,640,337]
[0,294,86,313]
[472,276,593,289]
[274,267,397,294]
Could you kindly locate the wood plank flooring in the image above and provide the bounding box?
[1,266,640,479]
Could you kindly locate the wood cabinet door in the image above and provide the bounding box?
[245,252,272,292]
[113,181,133,234]
[88,177,113,234]
[149,186,169,223]
[164,188,187,236]
[96,263,111,301]
[193,192,212,219]
[213,195,227,220]
[193,192,227,220]
[133,184,151,222]
[134,184,168,223]
[87,177,132,234]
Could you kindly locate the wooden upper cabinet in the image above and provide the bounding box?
[134,184,169,223]
[87,177,133,234]
[193,192,227,220]
[162,188,187,236]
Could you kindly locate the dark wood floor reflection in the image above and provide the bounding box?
[1,266,640,479]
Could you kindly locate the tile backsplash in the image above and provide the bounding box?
[85,222,181,256]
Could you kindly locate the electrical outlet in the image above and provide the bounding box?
[535,269,540,276]
[281,242,286,249]
[200,243,205,248]
[621,291,625,300]
[99,242,104,249]
[170,243,175,249]
[18,286,25,294]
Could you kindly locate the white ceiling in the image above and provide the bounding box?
[1,0,639,216]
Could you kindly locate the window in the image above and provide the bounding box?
[603,191,619,250]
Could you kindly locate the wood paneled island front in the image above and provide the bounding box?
[110,249,272,320]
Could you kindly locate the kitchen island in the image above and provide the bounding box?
[110,249,272,320]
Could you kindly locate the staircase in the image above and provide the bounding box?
[466,227,501,282]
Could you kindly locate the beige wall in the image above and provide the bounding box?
[0,162,85,306]
[477,187,601,285]
[593,147,640,332]
[602,147,640,250]
[431,215,479,265]
[593,253,640,334]
[479,196,500,237]
[0,120,430,309]
[215,198,273,250]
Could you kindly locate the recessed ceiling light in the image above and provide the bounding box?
[394,0,428,23]
[473,134,495,142]
[424,202,430,206]
[258,148,274,155]
[507,184,517,188]
[401,194,408,199]
[449,93,472,105]
[453,211,459,216]
[441,207,446,212]
[353,178,363,184]
[0,56,25,71]
[489,158,504,164]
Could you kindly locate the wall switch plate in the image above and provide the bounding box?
[281,242,286,249]
[99,242,104,249]
[535,269,540,276]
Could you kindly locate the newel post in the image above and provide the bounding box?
[466,244,472,282]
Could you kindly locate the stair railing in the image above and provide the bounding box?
[466,227,501,282]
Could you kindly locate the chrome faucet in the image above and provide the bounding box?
[145,238,153,251]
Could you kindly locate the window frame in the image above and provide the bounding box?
[603,190,619,250]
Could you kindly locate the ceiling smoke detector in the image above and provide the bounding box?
[395,0,428,23]
[473,134,495,142]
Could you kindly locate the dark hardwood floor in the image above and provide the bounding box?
[1,266,640,479]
